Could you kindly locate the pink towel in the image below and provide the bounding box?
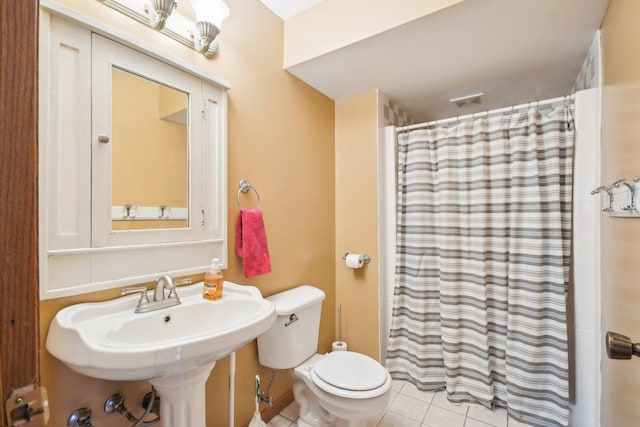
[236,208,272,278]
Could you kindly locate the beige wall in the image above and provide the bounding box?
[283,0,463,68]
[39,1,335,426]
[600,0,640,425]
[111,69,189,230]
[334,90,380,359]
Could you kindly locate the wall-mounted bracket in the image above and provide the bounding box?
[5,385,49,427]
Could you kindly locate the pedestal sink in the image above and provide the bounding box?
[46,281,276,427]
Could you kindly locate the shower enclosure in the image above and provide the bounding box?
[378,89,601,426]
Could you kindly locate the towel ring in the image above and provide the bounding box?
[237,179,261,209]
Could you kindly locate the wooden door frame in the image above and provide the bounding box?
[0,0,40,423]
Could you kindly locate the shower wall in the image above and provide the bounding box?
[377,89,601,426]
[566,30,602,427]
[377,94,410,360]
[378,125,397,361]
[573,31,601,93]
[380,93,412,127]
[570,88,601,427]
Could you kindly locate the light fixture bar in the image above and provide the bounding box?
[97,0,220,56]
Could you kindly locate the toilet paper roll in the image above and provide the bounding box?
[332,341,348,352]
[345,254,364,269]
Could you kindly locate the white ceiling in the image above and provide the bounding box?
[266,0,610,123]
[259,0,326,20]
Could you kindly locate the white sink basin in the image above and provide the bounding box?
[46,281,276,381]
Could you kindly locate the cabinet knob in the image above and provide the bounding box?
[97,134,110,144]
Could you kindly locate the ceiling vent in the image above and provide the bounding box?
[449,92,484,108]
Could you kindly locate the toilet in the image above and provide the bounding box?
[257,285,392,427]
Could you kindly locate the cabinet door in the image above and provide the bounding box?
[41,15,92,251]
[91,34,204,247]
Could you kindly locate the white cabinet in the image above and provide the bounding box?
[39,6,229,299]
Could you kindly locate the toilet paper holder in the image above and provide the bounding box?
[342,253,371,264]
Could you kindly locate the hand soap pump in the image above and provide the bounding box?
[203,258,224,300]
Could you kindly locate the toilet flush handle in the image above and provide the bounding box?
[285,314,298,327]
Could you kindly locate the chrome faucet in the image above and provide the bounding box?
[122,276,192,313]
[154,275,175,301]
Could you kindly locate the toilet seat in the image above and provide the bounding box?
[310,351,390,399]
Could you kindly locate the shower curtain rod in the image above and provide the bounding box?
[397,94,575,132]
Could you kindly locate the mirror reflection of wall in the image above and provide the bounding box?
[111,67,189,230]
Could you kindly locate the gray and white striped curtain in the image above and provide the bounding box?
[385,105,573,427]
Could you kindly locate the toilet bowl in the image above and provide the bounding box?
[256,285,392,427]
[292,352,392,427]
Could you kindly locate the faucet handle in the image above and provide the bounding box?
[121,287,150,312]
[169,278,191,299]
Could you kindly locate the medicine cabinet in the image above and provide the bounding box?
[39,1,229,299]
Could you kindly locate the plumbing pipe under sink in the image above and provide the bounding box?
[229,352,236,427]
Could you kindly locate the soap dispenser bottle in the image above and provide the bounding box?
[203,258,224,300]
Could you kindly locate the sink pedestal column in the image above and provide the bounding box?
[148,362,216,427]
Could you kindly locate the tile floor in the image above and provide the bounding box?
[266,380,533,427]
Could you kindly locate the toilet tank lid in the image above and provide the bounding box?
[267,285,326,315]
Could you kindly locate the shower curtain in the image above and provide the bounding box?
[385,105,573,427]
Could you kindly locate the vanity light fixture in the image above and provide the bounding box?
[96,0,230,57]
[188,0,230,55]
[145,0,177,30]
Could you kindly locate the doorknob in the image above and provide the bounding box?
[606,331,640,359]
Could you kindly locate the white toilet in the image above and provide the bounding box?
[257,285,392,427]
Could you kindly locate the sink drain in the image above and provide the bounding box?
[163,315,172,324]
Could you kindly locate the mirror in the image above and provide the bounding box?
[111,67,189,230]
[39,6,230,299]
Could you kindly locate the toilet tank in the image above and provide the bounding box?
[257,285,326,369]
